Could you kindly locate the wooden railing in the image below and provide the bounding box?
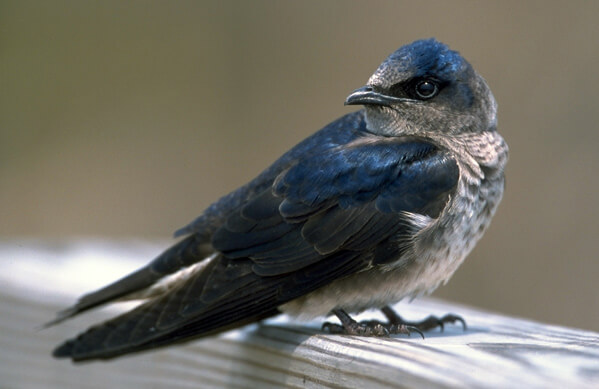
[1,240,597,388]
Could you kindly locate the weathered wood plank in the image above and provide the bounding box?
[1,240,598,388]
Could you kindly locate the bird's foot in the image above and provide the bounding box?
[322,309,423,338]
[381,305,467,332]
[322,307,467,338]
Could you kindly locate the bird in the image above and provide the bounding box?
[49,38,508,361]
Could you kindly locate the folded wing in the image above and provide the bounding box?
[53,133,459,361]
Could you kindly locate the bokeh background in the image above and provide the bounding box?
[2,1,598,332]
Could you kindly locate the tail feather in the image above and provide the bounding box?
[52,255,281,361]
[45,235,210,328]
[52,246,370,361]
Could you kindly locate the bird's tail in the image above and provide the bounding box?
[44,234,211,328]
[52,255,280,361]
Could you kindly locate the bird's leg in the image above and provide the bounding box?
[322,309,390,336]
[381,305,467,332]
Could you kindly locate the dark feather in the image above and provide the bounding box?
[45,234,210,327]
[213,135,459,276]
[54,250,369,361]
[52,110,460,360]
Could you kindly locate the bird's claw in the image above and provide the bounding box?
[322,319,424,338]
[322,320,389,337]
[323,307,466,339]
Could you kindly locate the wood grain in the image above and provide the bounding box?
[1,240,598,388]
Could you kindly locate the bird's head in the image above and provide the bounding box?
[346,39,497,137]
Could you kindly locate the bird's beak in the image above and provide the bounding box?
[345,86,405,106]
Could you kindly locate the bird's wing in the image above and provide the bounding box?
[53,136,459,361]
[213,136,459,275]
[46,112,368,327]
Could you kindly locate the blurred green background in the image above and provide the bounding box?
[2,1,598,331]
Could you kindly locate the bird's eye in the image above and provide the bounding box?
[414,80,439,100]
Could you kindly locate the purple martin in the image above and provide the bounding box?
[50,38,508,361]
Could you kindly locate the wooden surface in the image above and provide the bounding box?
[1,240,598,389]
